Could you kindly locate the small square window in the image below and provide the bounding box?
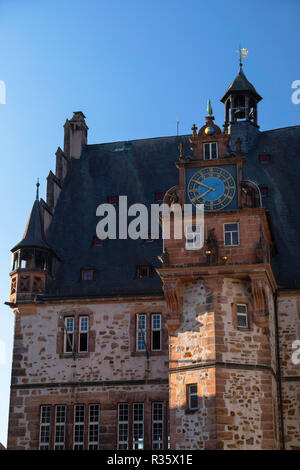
[93,236,104,246]
[136,265,151,278]
[259,186,268,197]
[81,269,94,281]
[154,192,166,203]
[259,154,270,164]
[107,196,119,205]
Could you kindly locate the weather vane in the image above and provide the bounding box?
[237,46,248,66]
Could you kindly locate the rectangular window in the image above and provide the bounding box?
[73,405,85,450]
[259,154,270,164]
[204,142,218,160]
[64,317,74,353]
[39,405,52,450]
[54,405,66,450]
[237,304,249,329]
[133,403,144,450]
[224,223,239,246]
[93,236,104,246]
[79,316,89,353]
[88,404,100,450]
[152,402,164,450]
[151,314,161,351]
[118,403,129,450]
[188,384,198,410]
[136,314,146,351]
[81,269,94,281]
[154,192,165,203]
[137,265,151,278]
[107,196,119,205]
[259,185,269,197]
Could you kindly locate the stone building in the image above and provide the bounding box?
[6,64,300,450]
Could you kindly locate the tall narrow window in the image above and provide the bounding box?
[237,304,249,329]
[136,314,146,351]
[79,316,89,352]
[133,403,144,450]
[64,317,74,353]
[73,405,85,450]
[204,142,218,160]
[224,223,239,246]
[118,403,129,450]
[188,384,198,410]
[54,405,66,450]
[88,404,100,450]
[152,402,164,450]
[151,314,161,351]
[39,405,52,450]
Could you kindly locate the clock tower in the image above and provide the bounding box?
[158,85,280,449]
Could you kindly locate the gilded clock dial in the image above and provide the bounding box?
[187,167,236,211]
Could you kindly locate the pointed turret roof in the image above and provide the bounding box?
[221,65,262,103]
[11,198,49,252]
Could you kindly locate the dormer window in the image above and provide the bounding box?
[154,192,165,203]
[259,154,270,164]
[93,236,104,247]
[81,269,94,281]
[204,142,218,160]
[136,265,151,278]
[259,185,269,197]
[107,196,119,205]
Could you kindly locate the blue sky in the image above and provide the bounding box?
[0,0,299,446]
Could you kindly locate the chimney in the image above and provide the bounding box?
[64,111,88,159]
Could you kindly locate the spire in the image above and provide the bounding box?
[207,99,213,116]
[11,198,48,251]
[221,65,262,103]
[36,178,40,200]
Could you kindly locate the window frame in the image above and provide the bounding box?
[88,404,100,450]
[117,403,129,450]
[188,384,198,411]
[73,404,85,450]
[132,403,144,450]
[203,142,218,160]
[236,304,249,329]
[54,405,66,450]
[136,314,147,352]
[78,316,89,353]
[81,269,94,281]
[64,316,75,354]
[39,405,52,450]
[223,222,240,247]
[152,402,164,450]
[151,314,162,352]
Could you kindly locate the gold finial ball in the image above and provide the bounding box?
[204,126,214,135]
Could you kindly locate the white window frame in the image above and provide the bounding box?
[203,142,218,160]
[188,384,198,410]
[88,404,100,450]
[73,404,85,450]
[39,405,52,450]
[54,405,66,450]
[151,314,162,351]
[237,304,249,329]
[133,403,144,450]
[118,403,129,450]
[223,222,240,247]
[64,316,75,354]
[79,316,89,353]
[152,402,164,450]
[136,314,147,351]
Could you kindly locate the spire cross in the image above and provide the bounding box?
[36,178,40,200]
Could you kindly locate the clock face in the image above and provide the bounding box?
[187,166,236,211]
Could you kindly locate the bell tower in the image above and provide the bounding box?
[9,181,55,306]
[157,95,280,449]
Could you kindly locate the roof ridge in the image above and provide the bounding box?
[86,134,191,147]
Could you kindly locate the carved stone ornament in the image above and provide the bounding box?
[251,277,268,328]
[165,188,179,206]
[162,279,183,334]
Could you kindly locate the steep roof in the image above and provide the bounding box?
[12,199,49,252]
[45,125,300,298]
[221,66,262,103]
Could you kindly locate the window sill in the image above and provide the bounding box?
[59,352,90,359]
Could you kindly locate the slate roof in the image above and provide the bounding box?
[12,199,49,251]
[221,65,262,102]
[44,124,300,298]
